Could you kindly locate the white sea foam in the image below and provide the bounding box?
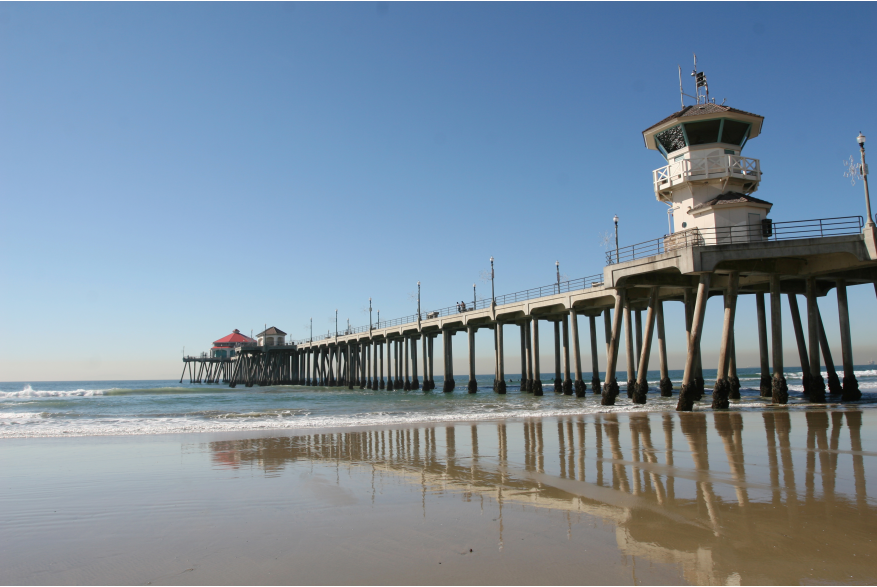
[0,385,107,399]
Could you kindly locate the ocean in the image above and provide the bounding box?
[2,367,876,438]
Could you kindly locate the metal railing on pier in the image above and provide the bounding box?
[291,273,604,344]
[605,216,864,265]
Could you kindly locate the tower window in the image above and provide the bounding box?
[719,119,749,145]
[684,119,721,145]
[656,125,686,153]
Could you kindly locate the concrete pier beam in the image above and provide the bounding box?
[770,274,789,404]
[712,271,739,409]
[571,311,585,397]
[836,279,861,401]
[428,335,435,390]
[467,326,477,393]
[656,301,672,397]
[553,321,562,393]
[602,289,626,406]
[634,287,659,404]
[562,315,572,395]
[677,274,710,411]
[305,349,311,386]
[386,340,394,391]
[532,319,543,396]
[421,334,428,390]
[411,336,419,390]
[447,331,455,391]
[806,277,826,403]
[347,344,354,390]
[589,315,602,394]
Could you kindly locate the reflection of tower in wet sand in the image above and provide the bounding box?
[207,410,873,585]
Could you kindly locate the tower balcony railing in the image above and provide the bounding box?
[605,216,864,265]
[653,155,761,193]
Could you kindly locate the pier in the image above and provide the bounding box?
[186,81,877,412]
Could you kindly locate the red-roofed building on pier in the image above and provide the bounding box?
[212,329,257,358]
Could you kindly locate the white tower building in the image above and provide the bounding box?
[642,97,772,244]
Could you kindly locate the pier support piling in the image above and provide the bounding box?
[712,271,739,409]
[806,277,826,403]
[496,322,506,394]
[571,310,585,397]
[589,315,602,394]
[634,287,659,404]
[677,274,710,411]
[756,292,772,397]
[770,274,789,404]
[837,279,861,401]
[467,326,477,393]
[817,308,842,395]
[532,319,543,396]
[656,301,672,396]
[788,293,811,398]
[562,314,572,395]
[624,297,635,398]
[553,321,562,393]
[602,289,625,406]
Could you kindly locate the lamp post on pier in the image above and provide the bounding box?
[858,133,873,227]
[613,215,619,264]
[417,282,421,319]
[369,298,373,333]
[556,260,560,294]
[473,283,476,310]
[490,256,495,306]
[335,309,338,339]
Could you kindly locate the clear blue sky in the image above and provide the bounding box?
[2,2,876,381]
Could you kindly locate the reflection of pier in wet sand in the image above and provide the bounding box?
[209,409,876,585]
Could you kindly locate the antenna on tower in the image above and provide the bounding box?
[678,65,684,108]
[690,53,710,104]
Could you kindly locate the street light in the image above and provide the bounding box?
[613,215,619,264]
[858,132,874,227]
[490,256,495,304]
[369,298,372,332]
[310,318,312,344]
[335,309,338,338]
[473,283,476,310]
[555,260,560,294]
[417,281,421,319]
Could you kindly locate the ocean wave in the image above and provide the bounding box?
[0,385,107,399]
[4,397,876,439]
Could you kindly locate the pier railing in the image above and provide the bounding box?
[605,215,864,265]
[291,273,604,344]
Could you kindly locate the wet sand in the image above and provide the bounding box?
[2,407,876,585]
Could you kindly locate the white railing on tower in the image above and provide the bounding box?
[653,155,761,192]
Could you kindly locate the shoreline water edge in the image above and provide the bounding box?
[2,366,876,438]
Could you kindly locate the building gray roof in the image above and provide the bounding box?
[689,192,773,213]
[257,326,287,336]
[644,103,764,134]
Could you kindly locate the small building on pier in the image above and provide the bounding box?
[257,326,287,347]
[212,329,257,358]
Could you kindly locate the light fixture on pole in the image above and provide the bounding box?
[859,132,873,227]
[310,318,312,344]
[473,283,476,310]
[613,215,619,264]
[490,256,495,304]
[369,298,372,332]
[335,309,338,338]
[555,260,560,293]
[417,281,421,319]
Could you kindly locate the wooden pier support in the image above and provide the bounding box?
[525,319,534,393]
[403,336,410,391]
[602,289,626,406]
[677,274,710,411]
[624,297,635,398]
[428,335,436,390]
[729,332,741,399]
[788,293,811,398]
[816,309,841,395]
